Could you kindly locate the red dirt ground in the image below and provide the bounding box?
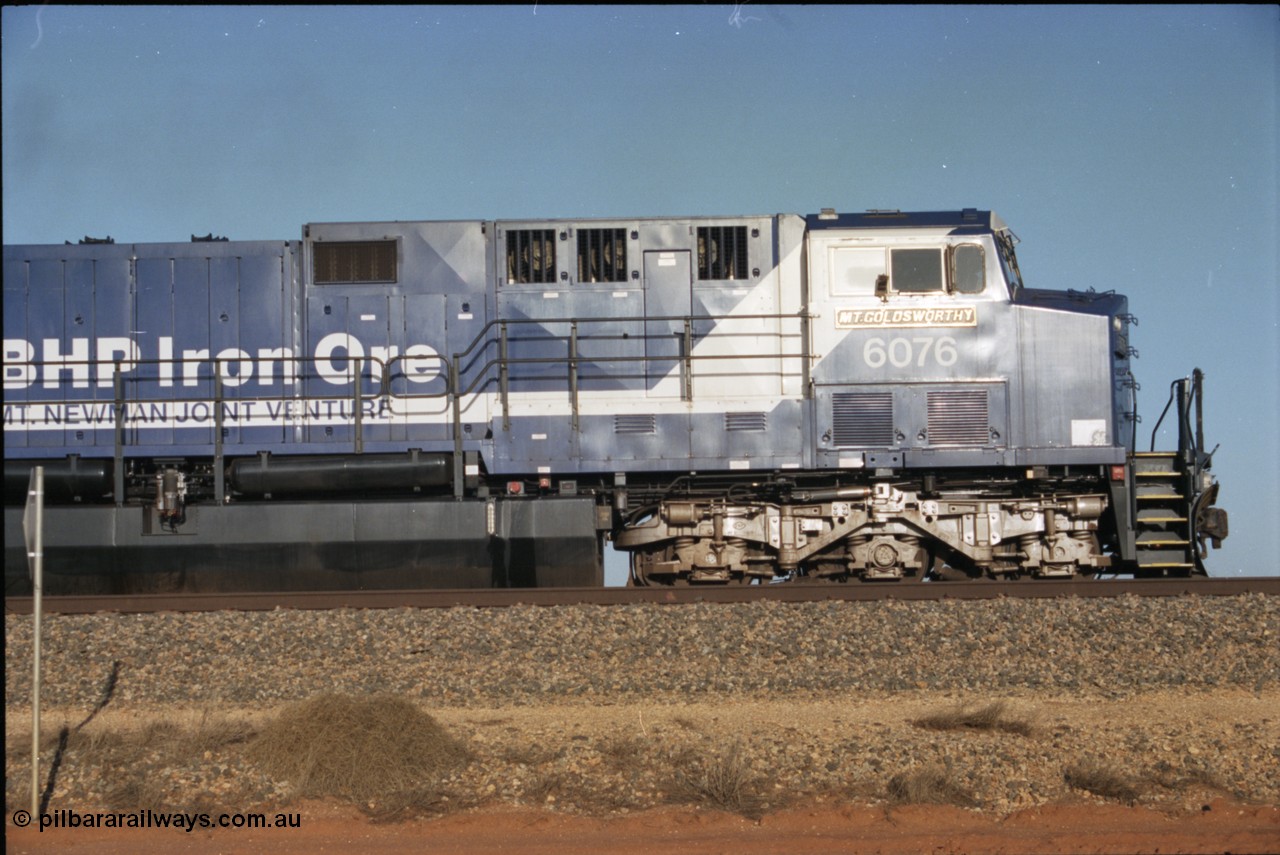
[8,798,1279,855]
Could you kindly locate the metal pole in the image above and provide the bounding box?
[451,355,464,498]
[353,357,364,454]
[113,368,125,504]
[214,369,226,504]
[499,322,510,431]
[569,321,579,432]
[681,318,693,402]
[30,465,44,817]
[1193,367,1205,455]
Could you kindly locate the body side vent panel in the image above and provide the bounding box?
[725,412,767,432]
[832,392,894,447]
[614,414,656,435]
[927,389,989,445]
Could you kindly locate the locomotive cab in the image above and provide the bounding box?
[620,209,1222,584]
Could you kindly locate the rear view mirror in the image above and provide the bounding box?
[875,274,889,302]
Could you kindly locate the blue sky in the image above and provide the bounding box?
[3,5,1276,581]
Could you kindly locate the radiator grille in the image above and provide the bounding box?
[506,229,556,284]
[927,389,989,445]
[577,228,627,283]
[725,412,767,432]
[614,414,656,435]
[696,226,748,280]
[314,240,397,284]
[831,392,893,447]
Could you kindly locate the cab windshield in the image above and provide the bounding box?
[995,230,1024,294]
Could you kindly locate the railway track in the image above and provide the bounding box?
[6,576,1279,615]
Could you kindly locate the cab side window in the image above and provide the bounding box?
[890,248,944,292]
[828,244,986,296]
[829,247,885,296]
[950,244,985,294]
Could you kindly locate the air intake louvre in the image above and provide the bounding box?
[831,392,893,447]
[927,389,989,445]
[696,226,748,280]
[577,228,627,283]
[314,240,397,284]
[725,412,767,432]
[614,414,656,435]
[506,229,556,284]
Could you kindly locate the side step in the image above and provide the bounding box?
[1130,452,1197,575]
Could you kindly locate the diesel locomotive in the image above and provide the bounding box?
[3,208,1229,593]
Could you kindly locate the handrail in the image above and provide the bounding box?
[450,310,805,362]
[8,311,802,408]
[443,310,807,495]
[451,350,807,399]
[9,309,812,499]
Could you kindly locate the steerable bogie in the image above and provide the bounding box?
[616,470,1111,584]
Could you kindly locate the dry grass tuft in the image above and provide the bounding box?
[41,710,260,811]
[912,701,1036,737]
[253,693,470,809]
[103,777,169,813]
[1064,760,1142,804]
[668,741,768,819]
[1143,759,1238,798]
[887,763,979,807]
[522,770,569,805]
[501,744,562,766]
[599,734,649,770]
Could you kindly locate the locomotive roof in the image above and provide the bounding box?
[804,209,1007,233]
[3,209,1012,250]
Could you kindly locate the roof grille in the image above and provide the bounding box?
[314,240,397,284]
[614,414,656,435]
[577,228,627,283]
[506,229,556,284]
[725,412,767,432]
[832,392,893,447]
[927,389,989,445]
[696,226,748,280]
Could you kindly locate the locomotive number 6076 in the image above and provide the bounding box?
[862,336,960,369]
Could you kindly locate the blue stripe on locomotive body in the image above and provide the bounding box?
[3,210,1134,474]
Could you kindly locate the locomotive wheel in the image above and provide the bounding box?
[926,556,980,582]
[628,548,757,586]
[797,561,851,583]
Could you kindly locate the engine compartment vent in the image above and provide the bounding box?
[927,389,989,445]
[614,414,656,435]
[832,392,893,447]
[725,412,767,432]
[506,229,556,284]
[696,226,748,280]
[314,240,397,284]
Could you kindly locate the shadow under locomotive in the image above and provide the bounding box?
[3,494,602,596]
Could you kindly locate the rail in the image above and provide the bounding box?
[6,576,1278,615]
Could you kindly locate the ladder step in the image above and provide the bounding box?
[1134,471,1179,478]
[1137,514,1187,523]
[1137,540,1190,548]
[1137,494,1183,501]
